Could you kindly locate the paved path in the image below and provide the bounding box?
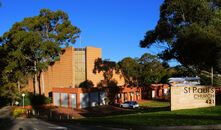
[0,106,14,130]
[10,118,126,130]
[0,106,12,118]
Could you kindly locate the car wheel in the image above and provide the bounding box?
[120,105,123,108]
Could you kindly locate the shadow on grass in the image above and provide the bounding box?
[77,105,170,118]
[76,112,221,128]
[138,106,170,113]
[78,106,135,117]
[25,104,170,121]
[18,105,221,129]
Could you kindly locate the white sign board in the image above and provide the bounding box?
[171,86,215,111]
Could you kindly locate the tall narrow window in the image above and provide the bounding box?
[74,48,86,87]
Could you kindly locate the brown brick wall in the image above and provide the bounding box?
[117,86,142,103]
[85,46,104,86]
[25,47,74,97]
[112,70,125,86]
[85,47,125,86]
[25,46,125,97]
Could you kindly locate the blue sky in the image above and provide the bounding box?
[0,0,178,66]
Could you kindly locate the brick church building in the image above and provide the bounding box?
[25,46,141,109]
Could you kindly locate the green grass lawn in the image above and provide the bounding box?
[139,100,170,108]
[76,104,221,128]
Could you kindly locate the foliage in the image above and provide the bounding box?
[140,0,221,72]
[138,53,167,85]
[118,57,140,85]
[13,108,25,118]
[169,65,198,77]
[93,58,117,81]
[0,9,80,100]
[118,53,168,86]
[216,94,221,105]
[106,80,120,104]
[200,70,221,85]
[0,83,20,106]
[28,93,48,110]
[22,94,31,106]
[93,59,121,104]
[79,80,94,88]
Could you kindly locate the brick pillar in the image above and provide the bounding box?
[127,92,129,101]
[76,92,81,109]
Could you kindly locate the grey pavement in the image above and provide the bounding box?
[0,106,12,118]
[0,106,14,130]
[10,118,127,130]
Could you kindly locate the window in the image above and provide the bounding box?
[74,49,86,87]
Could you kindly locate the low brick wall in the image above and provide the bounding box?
[171,85,215,111]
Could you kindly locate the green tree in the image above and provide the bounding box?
[118,53,168,86]
[118,57,140,86]
[0,9,80,95]
[79,80,94,88]
[138,53,167,85]
[140,0,221,72]
[93,58,120,104]
[170,65,198,77]
[94,58,117,82]
[0,46,20,105]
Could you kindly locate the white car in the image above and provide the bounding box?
[120,101,139,108]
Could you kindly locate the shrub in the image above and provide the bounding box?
[216,94,221,105]
[28,93,47,110]
[13,108,25,118]
[79,80,94,88]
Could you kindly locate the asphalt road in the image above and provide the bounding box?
[10,118,127,130]
[0,106,14,130]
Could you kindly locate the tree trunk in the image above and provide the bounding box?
[34,60,38,94]
[211,66,213,86]
[17,81,21,94]
[38,72,41,95]
[34,73,38,94]
[33,77,36,94]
